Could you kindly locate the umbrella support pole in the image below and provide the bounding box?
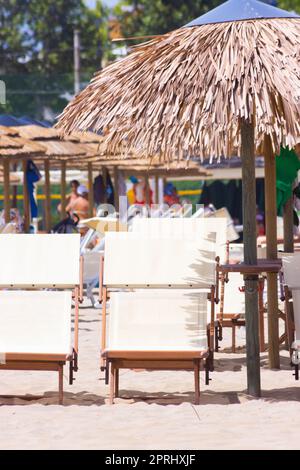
[88,162,94,218]
[264,136,280,369]
[241,118,261,397]
[44,160,51,233]
[61,161,67,219]
[283,195,294,253]
[113,166,119,214]
[3,159,10,224]
[22,159,30,233]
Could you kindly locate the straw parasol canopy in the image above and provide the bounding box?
[57,1,300,162]
[0,133,46,158]
[57,0,300,396]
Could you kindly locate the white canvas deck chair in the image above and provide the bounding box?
[0,234,81,404]
[81,217,127,306]
[132,216,229,351]
[282,253,300,380]
[101,224,218,405]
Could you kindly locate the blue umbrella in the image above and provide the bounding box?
[186,0,297,26]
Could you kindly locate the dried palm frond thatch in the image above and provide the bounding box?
[57,19,300,161]
[13,124,80,142]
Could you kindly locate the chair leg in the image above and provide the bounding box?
[232,324,236,353]
[109,362,115,405]
[215,326,219,352]
[114,368,119,398]
[194,360,200,405]
[58,364,64,405]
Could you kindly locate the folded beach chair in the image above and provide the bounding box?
[282,253,300,379]
[82,251,103,307]
[81,217,127,306]
[0,234,81,404]
[217,242,266,353]
[101,225,218,405]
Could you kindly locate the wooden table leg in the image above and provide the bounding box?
[109,362,115,405]
[58,364,64,405]
[114,368,119,398]
[194,360,200,405]
[232,324,236,353]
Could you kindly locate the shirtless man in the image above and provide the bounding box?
[57,179,80,214]
[66,184,89,220]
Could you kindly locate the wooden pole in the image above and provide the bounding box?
[264,135,280,369]
[155,175,159,204]
[102,166,107,203]
[145,174,151,206]
[3,159,10,223]
[44,160,51,232]
[61,161,67,219]
[240,118,261,397]
[12,163,17,208]
[88,162,94,217]
[283,195,294,253]
[113,166,119,213]
[22,159,30,232]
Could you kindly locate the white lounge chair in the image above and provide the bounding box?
[0,234,81,404]
[282,253,300,379]
[101,226,218,404]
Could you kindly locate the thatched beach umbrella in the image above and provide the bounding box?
[14,125,99,227]
[57,0,300,396]
[0,130,46,225]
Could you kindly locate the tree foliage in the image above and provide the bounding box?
[114,0,224,37]
[278,0,300,12]
[0,0,110,118]
[114,0,300,38]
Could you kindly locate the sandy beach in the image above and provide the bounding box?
[0,298,299,450]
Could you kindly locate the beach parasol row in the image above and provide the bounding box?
[0,124,210,229]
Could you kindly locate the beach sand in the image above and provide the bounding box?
[0,299,300,450]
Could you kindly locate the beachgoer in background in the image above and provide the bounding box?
[66,184,89,221]
[58,179,80,214]
[127,176,138,205]
[93,172,115,206]
[164,182,180,206]
[127,177,153,205]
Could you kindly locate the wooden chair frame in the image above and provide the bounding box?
[0,285,80,405]
[100,279,217,405]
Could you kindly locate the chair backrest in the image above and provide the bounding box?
[204,208,239,243]
[108,290,208,351]
[0,290,72,356]
[104,228,216,288]
[220,272,245,314]
[83,251,102,282]
[0,234,80,287]
[131,217,227,262]
[282,253,300,341]
[282,253,300,289]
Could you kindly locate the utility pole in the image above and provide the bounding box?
[73,29,81,95]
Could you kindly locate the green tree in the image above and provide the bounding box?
[278,0,300,12]
[114,0,300,38]
[0,0,111,118]
[0,1,28,74]
[113,0,224,37]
